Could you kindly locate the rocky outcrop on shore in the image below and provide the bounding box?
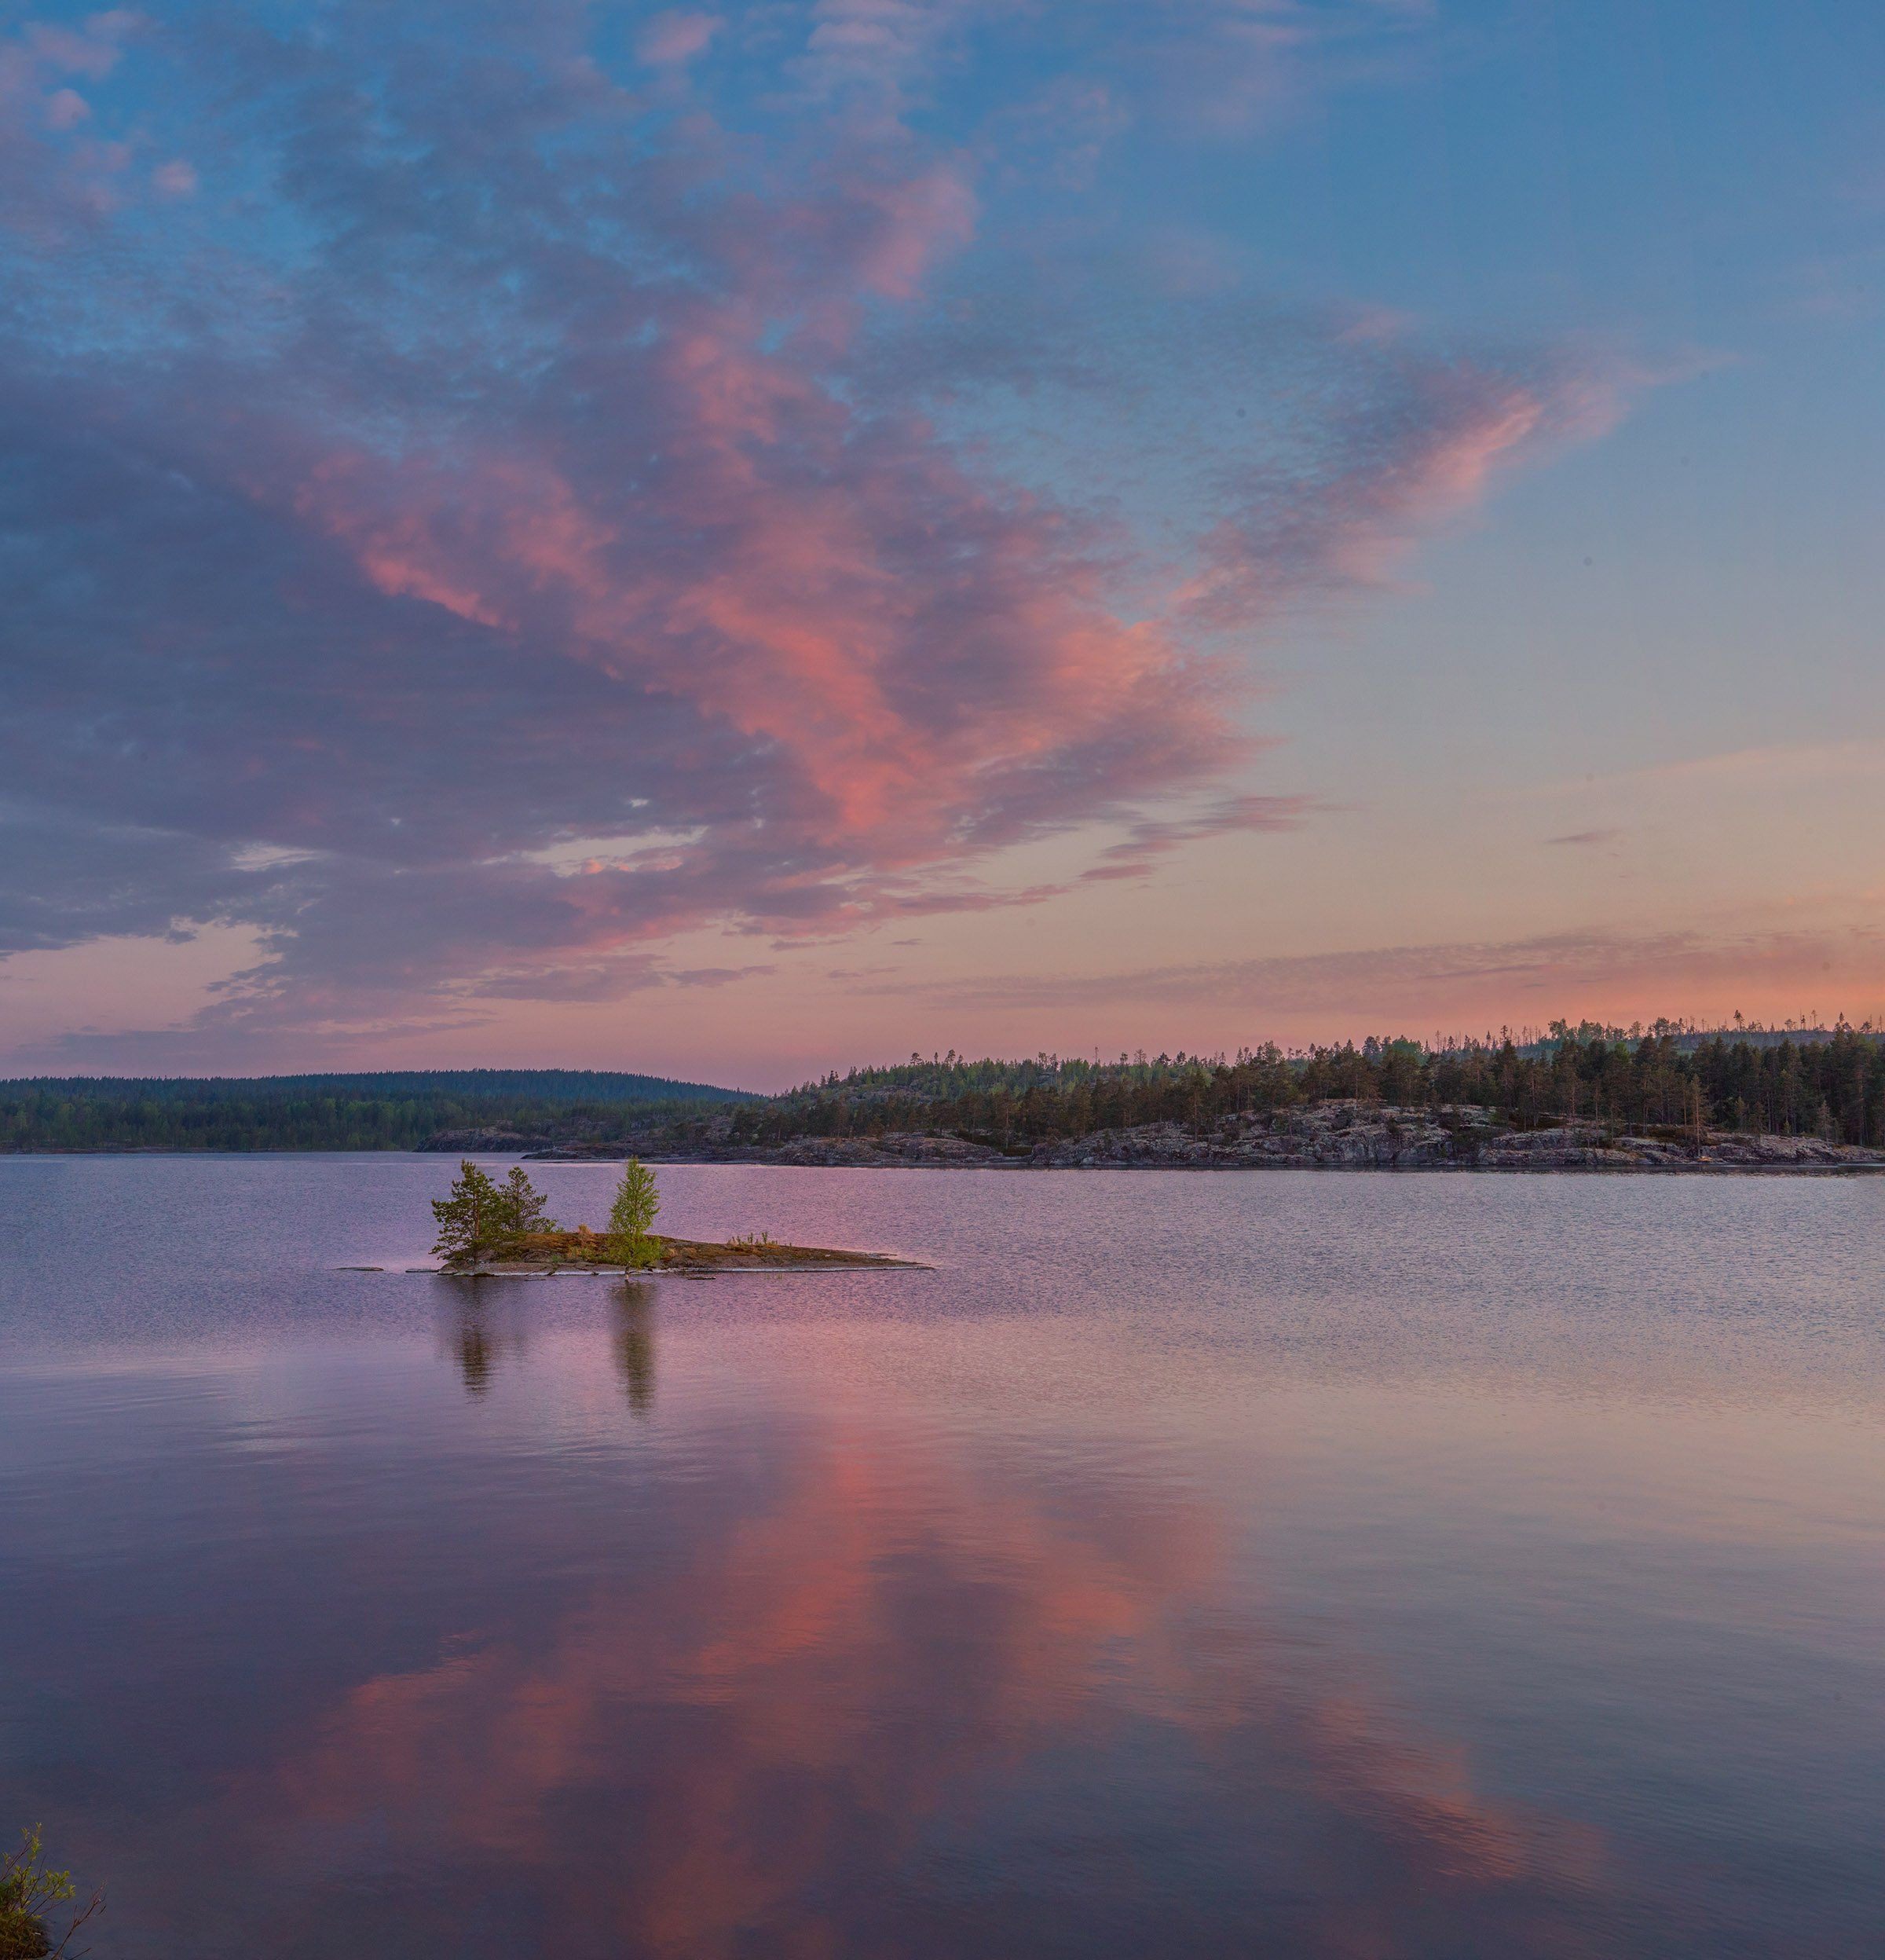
[522,1127,1015,1167]
[489,1098,1885,1172]
[734,1130,1012,1167]
[1032,1101,1885,1170]
[422,1127,547,1154]
[1033,1101,1484,1169]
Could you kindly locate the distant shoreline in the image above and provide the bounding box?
[526,1154,1885,1176]
[10,1040,1883,1163]
[9,1144,1885,1176]
[511,1102,1885,1176]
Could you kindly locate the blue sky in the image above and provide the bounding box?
[1,1,1880,1083]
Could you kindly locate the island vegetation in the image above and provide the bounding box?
[428,1160,911,1272]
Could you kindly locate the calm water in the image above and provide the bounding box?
[2,1157,1882,1958]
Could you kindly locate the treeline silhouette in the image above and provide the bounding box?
[0,1069,748,1153]
[11,1032,1885,1154]
[717,1028,1885,1150]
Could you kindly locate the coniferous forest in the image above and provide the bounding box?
[0,1070,749,1153]
[716,1025,1885,1152]
[6,1027,1883,1154]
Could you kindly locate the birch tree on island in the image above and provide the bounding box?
[606,1160,661,1268]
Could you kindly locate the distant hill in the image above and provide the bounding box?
[9,1028,1883,1156]
[0,1069,750,1154]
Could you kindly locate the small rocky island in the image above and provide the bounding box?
[423,1160,916,1275]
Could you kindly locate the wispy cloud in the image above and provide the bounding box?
[1083,792,1321,881]
[874,919,1885,1025]
[639,11,723,68]
[0,0,1636,1061]
[1613,739,1885,789]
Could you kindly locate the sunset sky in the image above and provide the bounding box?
[2,0,1881,1087]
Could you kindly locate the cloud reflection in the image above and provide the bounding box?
[240,1382,1608,1956]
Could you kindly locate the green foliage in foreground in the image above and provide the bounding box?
[0,1068,750,1153]
[1,1826,101,1960]
[605,1160,661,1268]
[719,1027,1885,1149]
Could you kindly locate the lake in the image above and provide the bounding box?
[2,1155,1882,1958]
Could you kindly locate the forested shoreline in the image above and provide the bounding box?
[708,1026,1885,1153]
[0,1069,749,1153]
[6,1028,1884,1156]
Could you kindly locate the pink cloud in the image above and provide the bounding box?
[1082,790,1320,880]
[882,918,1885,1040]
[24,16,133,81]
[0,2,1645,1056]
[1129,0,1439,140]
[1180,357,1630,626]
[297,361,1234,874]
[637,10,720,68]
[205,1418,1606,1955]
[850,163,977,299]
[42,86,90,130]
[0,13,145,236]
[796,0,988,103]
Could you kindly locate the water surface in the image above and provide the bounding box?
[2,1156,1882,1958]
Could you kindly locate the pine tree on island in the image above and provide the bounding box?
[606,1160,661,1269]
[501,1165,557,1238]
[431,1161,502,1266]
[431,1161,558,1268]
[423,1155,894,1273]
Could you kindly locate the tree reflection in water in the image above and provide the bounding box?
[445,1286,527,1398]
[444,1285,650,1406]
[457,1315,496,1396]
[613,1283,656,1413]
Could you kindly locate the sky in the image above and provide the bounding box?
[1,0,1882,1089]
